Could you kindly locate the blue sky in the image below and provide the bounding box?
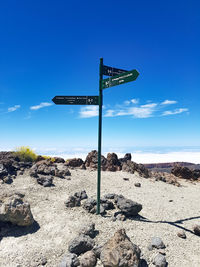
[0,1,200,162]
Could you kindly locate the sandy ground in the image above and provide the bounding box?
[0,168,200,267]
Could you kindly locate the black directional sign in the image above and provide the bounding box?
[103,65,128,77]
[102,69,139,89]
[52,96,99,105]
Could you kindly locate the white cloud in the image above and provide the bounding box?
[162,108,188,116]
[104,109,115,117]
[127,107,155,118]
[161,100,177,105]
[124,100,130,105]
[140,103,157,108]
[8,105,20,112]
[30,102,53,110]
[79,106,98,118]
[131,99,139,104]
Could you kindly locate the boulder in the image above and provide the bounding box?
[106,153,121,172]
[59,252,80,267]
[85,150,107,170]
[119,153,132,163]
[0,193,34,226]
[36,176,53,187]
[116,197,142,217]
[79,250,97,267]
[122,161,149,178]
[134,183,141,187]
[65,158,84,168]
[79,223,96,238]
[100,229,141,267]
[153,253,167,267]
[171,165,193,179]
[55,168,71,178]
[68,234,95,256]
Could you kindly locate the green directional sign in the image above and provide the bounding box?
[102,69,139,89]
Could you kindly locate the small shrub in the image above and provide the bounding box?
[14,146,38,162]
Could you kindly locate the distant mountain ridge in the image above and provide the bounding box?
[143,162,200,173]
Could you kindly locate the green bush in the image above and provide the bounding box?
[14,146,38,162]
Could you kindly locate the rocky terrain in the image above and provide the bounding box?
[0,151,200,267]
[144,162,200,173]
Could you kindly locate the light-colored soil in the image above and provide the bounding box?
[0,169,200,267]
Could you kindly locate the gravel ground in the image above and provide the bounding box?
[0,168,200,267]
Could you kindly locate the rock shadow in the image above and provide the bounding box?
[0,220,40,242]
[127,214,200,236]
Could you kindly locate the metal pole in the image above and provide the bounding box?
[97,57,103,214]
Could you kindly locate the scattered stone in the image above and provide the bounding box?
[169,200,173,202]
[123,177,129,181]
[36,176,53,187]
[103,193,115,199]
[153,253,167,267]
[151,237,166,249]
[74,190,88,200]
[134,182,141,187]
[65,158,84,168]
[100,229,141,267]
[177,230,186,239]
[65,196,81,208]
[0,193,34,226]
[82,198,97,212]
[79,250,97,267]
[55,168,71,178]
[79,223,96,238]
[68,234,95,256]
[193,224,200,236]
[116,197,142,216]
[100,198,115,210]
[59,252,80,267]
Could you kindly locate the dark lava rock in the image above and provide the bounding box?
[116,197,142,216]
[153,253,167,267]
[36,176,53,187]
[150,237,166,249]
[68,234,95,256]
[65,196,81,208]
[74,190,88,200]
[65,158,84,168]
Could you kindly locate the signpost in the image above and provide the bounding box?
[102,69,139,89]
[52,96,99,105]
[52,58,139,215]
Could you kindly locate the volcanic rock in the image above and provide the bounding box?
[153,253,167,267]
[100,229,141,267]
[68,235,95,256]
[85,150,107,170]
[59,252,80,267]
[116,196,142,216]
[65,196,81,208]
[79,250,97,267]
[0,192,34,226]
[36,176,53,187]
[65,158,84,168]
[193,223,200,236]
[150,237,166,249]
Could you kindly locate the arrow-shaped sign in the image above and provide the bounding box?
[102,65,128,77]
[52,96,99,105]
[102,69,139,89]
